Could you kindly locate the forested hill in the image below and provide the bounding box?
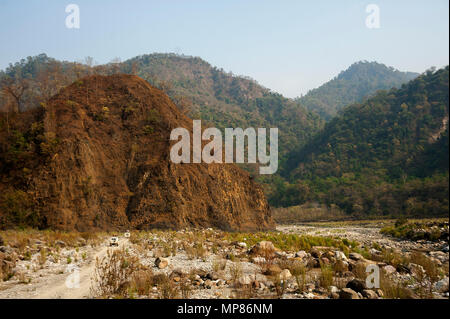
[122,54,323,160]
[274,67,449,218]
[297,61,419,121]
[0,53,323,164]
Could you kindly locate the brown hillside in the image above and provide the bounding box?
[0,74,274,231]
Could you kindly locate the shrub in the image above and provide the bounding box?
[319,265,334,288]
[91,248,140,298]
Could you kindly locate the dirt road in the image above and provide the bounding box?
[0,238,127,299]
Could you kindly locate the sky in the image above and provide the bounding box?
[0,0,448,97]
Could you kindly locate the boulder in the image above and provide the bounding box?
[408,263,425,277]
[264,264,282,276]
[334,251,348,261]
[434,277,449,293]
[250,241,276,256]
[237,242,247,249]
[310,248,323,258]
[295,251,307,259]
[279,269,292,281]
[382,265,397,275]
[339,288,360,299]
[238,275,252,286]
[251,256,266,264]
[346,278,366,293]
[334,260,349,273]
[155,257,169,269]
[362,289,378,299]
[349,252,364,261]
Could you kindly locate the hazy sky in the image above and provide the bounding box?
[0,0,448,97]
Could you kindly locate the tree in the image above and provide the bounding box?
[0,76,29,112]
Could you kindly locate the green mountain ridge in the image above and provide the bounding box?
[2,53,445,220]
[297,61,419,121]
[273,67,449,218]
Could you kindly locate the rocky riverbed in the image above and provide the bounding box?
[0,221,448,299]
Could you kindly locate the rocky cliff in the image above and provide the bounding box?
[0,74,274,231]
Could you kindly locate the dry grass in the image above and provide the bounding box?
[91,248,141,298]
[318,265,334,289]
[0,229,102,254]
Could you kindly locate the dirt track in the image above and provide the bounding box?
[0,239,126,299]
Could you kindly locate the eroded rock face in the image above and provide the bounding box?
[23,74,274,231]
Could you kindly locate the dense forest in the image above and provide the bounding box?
[1,54,448,221]
[0,53,323,169]
[297,61,418,121]
[272,67,449,218]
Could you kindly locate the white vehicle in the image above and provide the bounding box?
[124,230,131,238]
[109,236,119,247]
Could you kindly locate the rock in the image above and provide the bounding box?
[334,251,348,261]
[375,289,384,297]
[8,74,275,232]
[330,292,340,299]
[339,288,360,299]
[408,263,425,277]
[207,272,220,280]
[237,242,247,249]
[55,240,66,247]
[250,241,276,256]
[349,252,364,261]
[323,251,335,259]
[329,286,339,294]
[204,279,213,289]
[342,271,355,278]
[434,277,449,293]
[264,264,282,276]
[195,279,204,286]
[305,283,315,292]
[310,248,323,258]
[334,260,349,273]
[346,278,366,293]
[238,275,252,286]
[314,287,328,295]
[251,256,266,264]
[155,257,169,269]
[304,292,316,299]
[362,289,378,299]
[279,269,292,281]
[295,251,307,259]
[275,251,287,258]
[382,265,397,275]
[442,246,449,253]
[307,258,320,268]
[320,257,330,265]
[396,264,411,274]
[77,238,87,246]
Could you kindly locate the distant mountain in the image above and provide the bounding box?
[297,61,419,121]
[274,67,449,218]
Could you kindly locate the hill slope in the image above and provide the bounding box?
[0,74,274,231]
[275,67,449,217]
[297,61,419,121]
